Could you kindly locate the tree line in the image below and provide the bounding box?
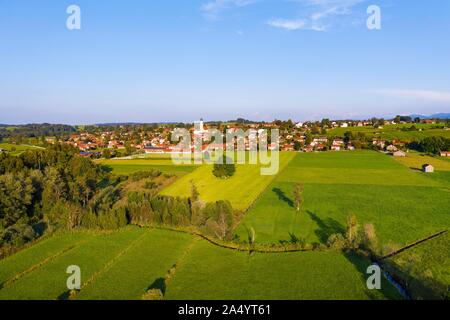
[0,144,236,257]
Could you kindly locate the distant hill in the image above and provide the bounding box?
[410,113,450,119]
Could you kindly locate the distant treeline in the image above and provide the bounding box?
[0,123,76,140]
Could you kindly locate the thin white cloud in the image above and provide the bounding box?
[374,89,450,103]
[267,18,326,31]
[268,0,365,32]
[201,0,258,19]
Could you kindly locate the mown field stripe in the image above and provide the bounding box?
[69,232,149,299]
[146,237,200,300]
[0,242,83,290]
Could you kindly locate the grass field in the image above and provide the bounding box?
[0,227,401,300]
[392,152,450,171]
[327,123,450,141]
[0,143,44,156]
[0,229,144,299]
[385,232,450,299]
[160,152,296,211]
[98,158,197,176]
[236,151,450,246]
[164,240,400,300]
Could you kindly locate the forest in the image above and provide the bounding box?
[0,144,235,258]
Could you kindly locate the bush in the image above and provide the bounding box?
[144,181,158,190]
[142,289,164,300]
[0,224,38,248]
[130,170,161,182]
[327,233,346,250]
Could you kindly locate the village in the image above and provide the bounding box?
[50,118,450,162]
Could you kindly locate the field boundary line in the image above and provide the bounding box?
[380,230,448,260]
[72,231,148,298]
[147,225,313,254]
[0,242,83,290]
[155,237,200,299]
[241,152,297,215]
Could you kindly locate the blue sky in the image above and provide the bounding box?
[0,0,449,124]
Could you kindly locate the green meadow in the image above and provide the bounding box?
[236,151,450,246]
[0,228,400,300]
[386,232,450,299]
[0,143,44,156]
[98,158,197,176]
[327,123,450,141]
[165,240,400,300]
[161,152,295,211]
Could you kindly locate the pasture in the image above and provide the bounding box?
[0,227,400,300]
[98,158,197,176]
[327,123,450,141]
[385,232,450,299]
[236,151,450,246]
[161,152,296,211]
[0,143,44,156]
[163,240,400,300]
[392,152,450,171]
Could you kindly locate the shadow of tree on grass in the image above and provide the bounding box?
[147,277,167,295]
[272,188,294,208]
[307,210,345,244]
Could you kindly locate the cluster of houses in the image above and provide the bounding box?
[38,119,448,159]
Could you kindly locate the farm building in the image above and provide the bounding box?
[372,140,386,149]
[386,145,398,152]
[440,151,450,157]
[392,150,406,157]
[144,146,166,154]
[422,164,434,173]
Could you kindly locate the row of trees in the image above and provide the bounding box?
[327,214,380,256]
[126,187,235,240]
[408,136,450,155]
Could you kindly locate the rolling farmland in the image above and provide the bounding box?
[1,150,449,300]
[235,151,450,247]
[0,228,401,300]
[161,152,295,211]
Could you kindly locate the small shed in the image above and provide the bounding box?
[422,164,434,173]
